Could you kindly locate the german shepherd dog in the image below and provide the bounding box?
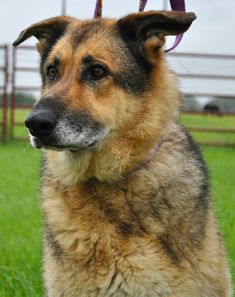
[13,10,231,297]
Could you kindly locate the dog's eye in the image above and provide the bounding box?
[47,66,58,81]
[89,65,108,80]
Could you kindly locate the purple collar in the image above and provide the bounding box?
[123,142,162,178]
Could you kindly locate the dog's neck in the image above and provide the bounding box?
[122,142,162,179]
[44,134,163,187]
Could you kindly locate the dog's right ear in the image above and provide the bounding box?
[117,11,196,63]
[13,16,76,55]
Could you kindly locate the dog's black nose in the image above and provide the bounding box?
[25,110,57,137]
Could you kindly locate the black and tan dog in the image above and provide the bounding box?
[13,10,231,297]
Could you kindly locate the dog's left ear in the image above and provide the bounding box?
[13,16,76,54]
[118,10,196,62]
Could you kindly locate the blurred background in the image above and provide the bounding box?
[0,1,234,296]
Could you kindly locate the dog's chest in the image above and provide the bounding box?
[42,181,176,296]
[44,226,175,297]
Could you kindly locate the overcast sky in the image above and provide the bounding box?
[0,0,235,54]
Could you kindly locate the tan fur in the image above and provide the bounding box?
[14,12,232,297]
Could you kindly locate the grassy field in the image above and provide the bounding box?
[181,114,235,145]
[0,142,42,297]
[0,142,235,296]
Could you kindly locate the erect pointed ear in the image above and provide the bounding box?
[13,16,76,54]
[117,10,196,62]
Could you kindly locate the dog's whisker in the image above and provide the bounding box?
[17,128,29,138]
[23,141,31,152]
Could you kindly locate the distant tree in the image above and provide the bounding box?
[15,92,36,105]
[201,97,235,113]
[204,103,222,115]
[181,95,201,112]
[0,92,36,106]
[214,97,235,113]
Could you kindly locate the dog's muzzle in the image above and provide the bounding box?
[25,96,108,151]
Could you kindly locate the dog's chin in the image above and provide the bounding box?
[29,135,98,153]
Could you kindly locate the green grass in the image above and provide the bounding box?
[203,148,235,287]
[181,114,235,145]
[0,108,31,139]
[0,142,42,297]
[0,141,235,296]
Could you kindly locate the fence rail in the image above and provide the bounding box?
[168,52,235,99]
[0,44,235,146]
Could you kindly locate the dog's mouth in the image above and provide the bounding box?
[29,129,107,152]
[31,138,97,152]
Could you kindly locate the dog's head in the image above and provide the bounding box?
[13,11,195,181]
[13,11,195,151]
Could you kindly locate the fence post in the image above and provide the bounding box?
[2,44,8,141]
[10,46,16,140]
[0,44,8,141]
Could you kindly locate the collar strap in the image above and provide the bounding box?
[94,0,186,53]
[94,0,103,18]
[123,142,161,178]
